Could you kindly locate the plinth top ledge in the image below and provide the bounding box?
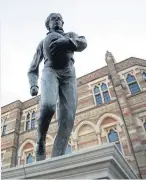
[2,143,138,179]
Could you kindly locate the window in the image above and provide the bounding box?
[142,72,146,81]
[144,122,146,131]
[2,125,7,135]
[31,119,35,129]
[1,118,7,136]
[101,83,111,103]
[126,74,140,95]
[26,113,30,130]
[94,86,102,105]
[1,153,4,163]
[25,111,36,131]
[26,121,30,130]
[31,111,35,119]
[31,111,35,129]
[94,83,111,105]
[26,154,33,164]
[65,144,72,154]
[108,129,122,152]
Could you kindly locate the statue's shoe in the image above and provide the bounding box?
[36,143,46,161]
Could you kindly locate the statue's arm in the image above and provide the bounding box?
[27,40,44,89]
[68,33,87,52]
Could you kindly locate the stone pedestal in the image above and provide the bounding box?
[2,143,138,179]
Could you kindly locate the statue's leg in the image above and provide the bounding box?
[36,67,58,161]
[51,66,77,157]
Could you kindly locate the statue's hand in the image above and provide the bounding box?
[49,38,70,55]
[30,86,39,96]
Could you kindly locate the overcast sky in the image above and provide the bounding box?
[1,0,146,107]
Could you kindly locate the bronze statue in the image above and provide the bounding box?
[28,13,87,161]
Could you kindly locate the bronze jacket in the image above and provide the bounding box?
[28,31,87,88]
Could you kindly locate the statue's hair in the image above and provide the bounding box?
[45,13,64,30]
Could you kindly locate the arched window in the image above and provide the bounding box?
[27,113,30,120]
[26,154,33,164]
[26,113,30,130]
[126,74,140,95]
[65,144,72,154]
[25,111,36,131]
[93,84,111,106]
[31,111,35,119]
[142,72,146,81]
[94,86,102,105]
[108,129,122,152]
[101,83,111,103]
[31,111,36,129]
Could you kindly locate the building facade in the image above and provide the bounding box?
[1,54,146,178]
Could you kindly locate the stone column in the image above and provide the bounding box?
[96,132,102,144]
[74,139,78,151]
[105,51,143,178]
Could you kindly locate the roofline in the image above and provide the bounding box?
[1,100,22,109]
[1,57,146,109]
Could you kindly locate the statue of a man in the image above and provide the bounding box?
[28,13,87,161]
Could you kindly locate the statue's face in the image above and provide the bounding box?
[49,13,63,30]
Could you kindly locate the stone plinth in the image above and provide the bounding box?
[2,143,138,179]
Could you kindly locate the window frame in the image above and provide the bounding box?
[106,126,123,154]
[25,111,36,131]
[126,74,141,95]
[26,153,33,164]
[93,83,111,106]
[65,144,72,154]
[2,125,7,136]
[1,118,7,136]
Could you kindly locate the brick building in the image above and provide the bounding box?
[1,53,146,178]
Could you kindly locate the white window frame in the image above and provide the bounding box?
[92,83,111,106]
[24,111,36,131]
[22,148,35,165]
[105,126,124,154]
[126,73,141,95]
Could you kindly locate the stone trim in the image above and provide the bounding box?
[73,121,96,140]
[1,144,138,179]
[96,113,123,133]
[2,58,145,113]
[18,139,35,157]
[1,100,23,114]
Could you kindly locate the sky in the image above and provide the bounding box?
[1,0,146,107]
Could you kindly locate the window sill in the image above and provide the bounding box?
[96,100,115,107]
[21,127,37,134]
[126,90,146,98]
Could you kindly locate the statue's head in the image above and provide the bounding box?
[45,13,64,31]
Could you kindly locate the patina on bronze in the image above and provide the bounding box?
[28,13,87,161]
